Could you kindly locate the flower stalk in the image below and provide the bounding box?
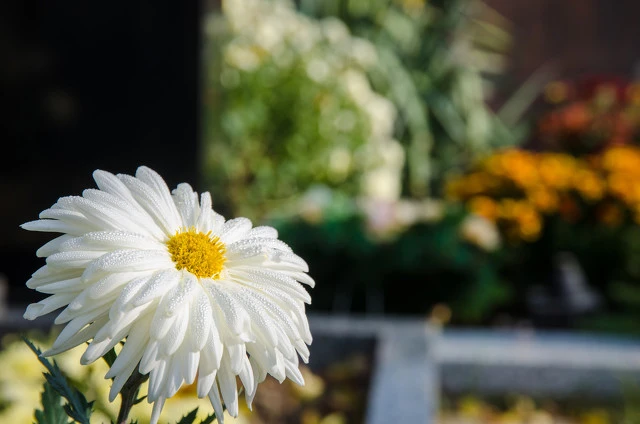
[116,369,148,424]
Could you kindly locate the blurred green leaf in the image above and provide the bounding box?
[25,338,93,424]
[35,382,69,424]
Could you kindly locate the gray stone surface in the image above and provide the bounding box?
[436,328,640,399]
[309,314,438,424]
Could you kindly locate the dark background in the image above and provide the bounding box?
[485,0,640,95]
[2,0,640,305]
[0,0,202,304]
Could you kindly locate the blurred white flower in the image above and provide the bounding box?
[306,58,330,82]
[254,19,283,52]
[333,110,357,132]
[360,139,405,202]
[349,38,378,68]
[365,96,396,140]
[460,214,502,252]
[216,0,401,206]
[225,43,262,71]
[415,199,446,223]
[343,69,372,103]
[328,147,353,180]
[361,168,402,202]
[22,166,313,424]
[321,17,350,44]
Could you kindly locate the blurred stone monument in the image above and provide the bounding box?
[527,251,601,327]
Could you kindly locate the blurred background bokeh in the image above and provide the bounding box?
[4,0,640,423]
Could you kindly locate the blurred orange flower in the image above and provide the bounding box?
[447,144,640,244]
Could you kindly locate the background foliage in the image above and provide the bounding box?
[201,0,640,333]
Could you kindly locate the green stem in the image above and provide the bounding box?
[116,370,149,424]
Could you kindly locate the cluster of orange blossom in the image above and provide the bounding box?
[446,146,640,243]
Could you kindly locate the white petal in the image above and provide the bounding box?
[219,282,278,348]
[93,169,140,206]
[64,231,165,252]
[118,173,180,235]
[46,250,104,269]
[187,286,212,351]
[246,226,278,239]
[208,383,225,424]
[184,350,199,385]
[238,356,256,406]
[227,237,292,256]
[29,265,82,284]
[285,359,305,386]
[150,397,166,424]
[139,340,161,375]
[148,359,169,401]
[21,218,92,236]
[159,307,189,356]
[81,189,165,239]
[218,353,239,417]
[44,315,109,356]
[36,235,74,257]
[203,281,252,341]
[52,313,103,350]
[231,268,311,302]
[284,270,316,288]
[197,369,217,399]
[24,293,76,319]
[226,343,246,375]
[161,272,198,317]
[56,287,116,324]
[172,183,200,227]
[57,196,152,235]
[34,277,83,294]
[106,317,150,379]
[130,269,180,308]
[81,249,171,283]
[87,271,147,300]
[218,217,252,244]
[196,192,213,232]
[109,275,151,319]
[266,250,309,272]
[198,327,223,379]
[135,166,184,230]
[82,305,151,365]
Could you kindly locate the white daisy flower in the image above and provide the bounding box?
[22,166,314,423]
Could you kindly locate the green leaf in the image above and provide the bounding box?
[134,395,148,405]
[199,413,217,424]
[175,407,199,424]
[101,346,118,368]
[24,338,93,424]
[35,382,69,424]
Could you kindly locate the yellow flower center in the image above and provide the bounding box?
[166,227,226,279]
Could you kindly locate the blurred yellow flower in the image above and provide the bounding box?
[468,196,499,221]
[485,149,539,189]
[451,145,640,244]
[458,396,484,417]
[573,168,605,201]
[538,153,576,190]
[601,146,640,174]
[515,208,542,242]
[528,188,559,213]
[581,409,611,424]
